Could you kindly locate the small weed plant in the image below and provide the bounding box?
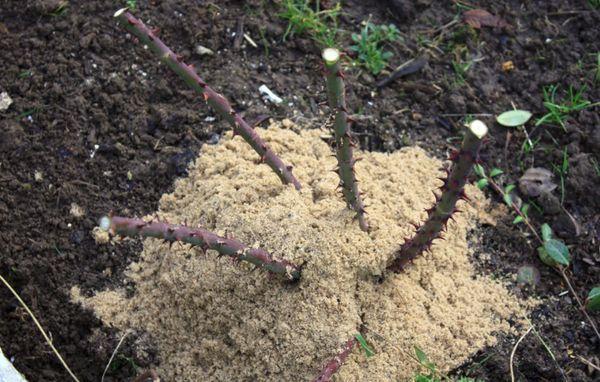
[279,0,340,47]
[125,0,137,10]
[536,85,598,130]
[350,21,400,75]
[413,346,481,382]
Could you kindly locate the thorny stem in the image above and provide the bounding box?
[113,9,301,190]
[312,336,357,382]
[485,173,600,342]
[322,48,368,231]
[100,215,301,282]
[388,120,488,272]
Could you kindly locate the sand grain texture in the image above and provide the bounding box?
[74,123,526,381]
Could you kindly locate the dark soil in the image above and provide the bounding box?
[0,0,598,381]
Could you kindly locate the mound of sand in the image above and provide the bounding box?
[73,122,526,381]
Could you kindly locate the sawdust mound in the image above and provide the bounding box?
[73,122,527,381]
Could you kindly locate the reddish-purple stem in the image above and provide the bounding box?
[312,337,357,382]
[388,120,488,272]
[102,215,301,281]
[113,9,301,190]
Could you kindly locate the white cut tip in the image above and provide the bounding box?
[114,8,128,18]
[99,216,111,231]
[322,48,340,64]
[468,120,488,139]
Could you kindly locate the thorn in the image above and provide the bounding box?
[448,149,460,161]
[202,93,209,102]
[459,189,471,202]
[151,27,160,35]
[286,165,293,171]
[127,18,138,26]
[188,63,195,70]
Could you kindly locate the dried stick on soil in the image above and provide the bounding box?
[0,275,80,382]
[312,336,357,382]
[100,215,301,281]
[509,325,533,382]
[388,120,488,272]
[101,330,130,382]
[322,48,368,232]
[113,9,301,190]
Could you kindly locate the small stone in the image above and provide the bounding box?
[0,92,13,111]
[195,45,214,56]
[92,227,110,244]
[501,60,514,72]
[69,202,85,218]
[34,170,43,182]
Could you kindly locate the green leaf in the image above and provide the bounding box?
[512,215,524,224]
[354,333,374,357]
[516,265,540,286]
[490,168,503,177]
[541,223,553,242]
[473,164,486,177]
[537,246,557,267]
[496,110,533,127]
[586,287,600,311]
[543,239,570,266]
[414,345,429,364]
[505,184,516,194]
[476,178,489,189]
[520,203,530,216]
[503,193,512,206]
[414,375,436,382]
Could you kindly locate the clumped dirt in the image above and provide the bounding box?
[0,0,598,381]
[74,125,528,381]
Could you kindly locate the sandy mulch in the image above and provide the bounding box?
[74,122,529,381]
